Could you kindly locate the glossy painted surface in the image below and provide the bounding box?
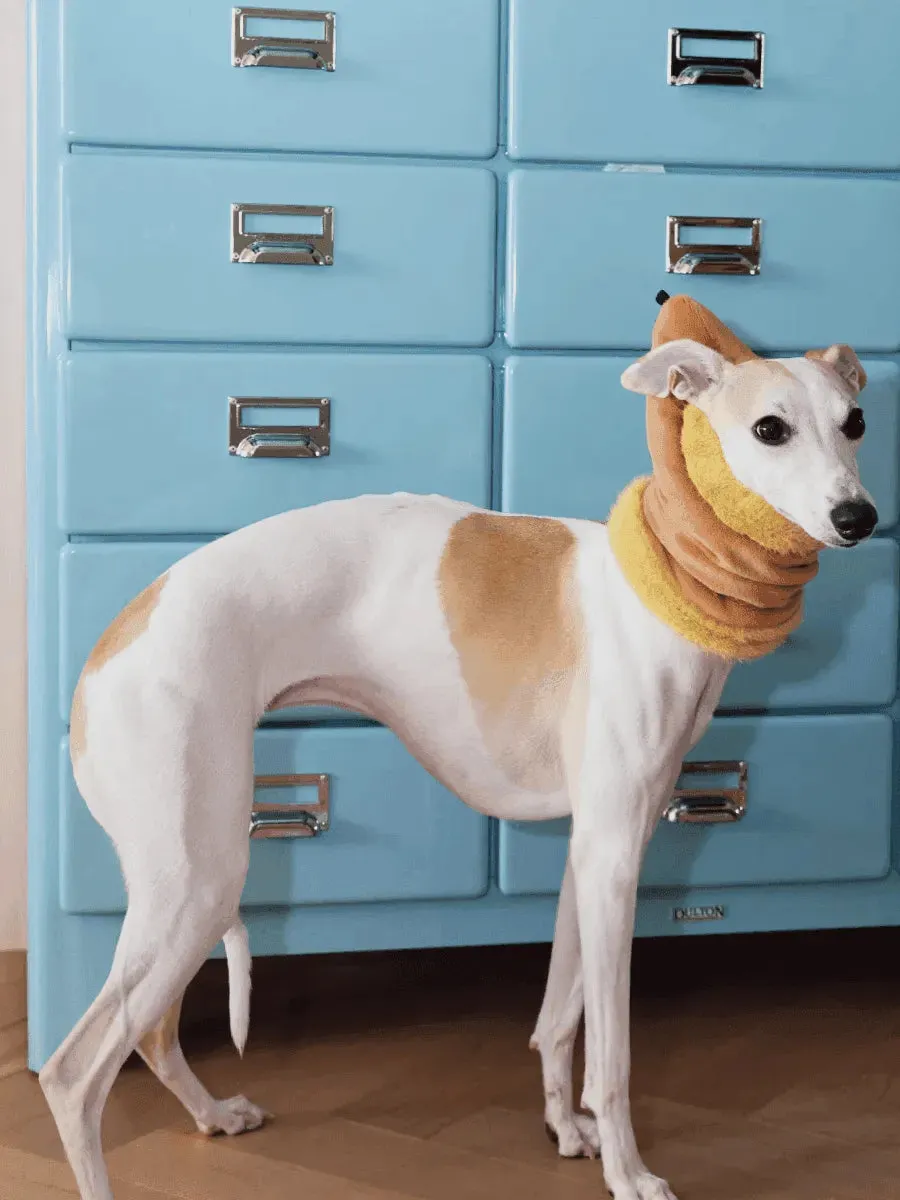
[64,0,500,159]
[506,171,900,351]
[509,0,900,169]
[720,543,899,711]
[59,726,490,914]
[499,715,894,896]
[63,155,496,346]
[60,353,492,533]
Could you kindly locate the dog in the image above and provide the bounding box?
[40,296,876,1200]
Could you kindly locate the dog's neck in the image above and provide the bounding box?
[607,299,821,662]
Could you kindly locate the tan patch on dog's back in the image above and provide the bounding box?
[70,573,169,763]
[439,513,583,789]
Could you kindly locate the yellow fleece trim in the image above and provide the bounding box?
[607,479,781,661]
[681,407,813,556]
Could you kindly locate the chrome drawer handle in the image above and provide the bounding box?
[250,773,330,838]
[229,397,330,459]
[233,7,336,70]
[231,203,334,266]
[667,216,761,276]
[668,28,764,88]
[663,760,747,825]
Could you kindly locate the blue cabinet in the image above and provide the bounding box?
[28,0,900,1071]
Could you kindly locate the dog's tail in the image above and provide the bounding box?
[223,920,251,1056]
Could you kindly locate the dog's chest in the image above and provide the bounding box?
[576,529,731,761]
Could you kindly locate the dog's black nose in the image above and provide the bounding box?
[830,500,878,543]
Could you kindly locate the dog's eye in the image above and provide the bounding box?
[841,408,865,441]
[752,415,791,446]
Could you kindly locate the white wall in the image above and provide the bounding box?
[0,0,28,951]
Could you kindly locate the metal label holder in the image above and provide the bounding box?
[668,28,764,88]
[229,396,331,459]
[250,773,330,839]
[663,760,748,825]
[233,7,336,70]
[667,215,762,276]
[231,203,334,266]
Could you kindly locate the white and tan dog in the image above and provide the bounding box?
[41,297,876,1200]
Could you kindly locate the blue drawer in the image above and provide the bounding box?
[509,0,900,170]
[59,726,490,914]
[502,357,900,531]
[506,170,900,352]
[499,714,893,895]
[502,356,900,711]
[60,353,492,534]
[63,155,496,346]
[63,1,499,159]
[720,541,899,711]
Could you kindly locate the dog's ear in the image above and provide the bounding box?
[620,339,728,406]
[805,344,867,394]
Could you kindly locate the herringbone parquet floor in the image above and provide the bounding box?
[4,929,900,1199]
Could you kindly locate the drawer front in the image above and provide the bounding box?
[503,358,900,531]
[63,155,496,346]
[506,170,900,352]
[60,353,492,534]
[499,714,893,896]
[63,1,499,159]
[502,356,900,711]
[59,726,490,914]
[509,0,900,170]
[719,539,899,711]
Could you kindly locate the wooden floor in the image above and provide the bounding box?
[5,928,900,1199]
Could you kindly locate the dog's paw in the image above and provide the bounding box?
[634,1172,678,1200]
[544,1114,602,1159]
[607,1171,678,1200]
[196,1095,271,1137]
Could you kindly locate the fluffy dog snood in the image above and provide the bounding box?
[608,295,822,661]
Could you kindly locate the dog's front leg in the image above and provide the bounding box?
[570,803,675,1200]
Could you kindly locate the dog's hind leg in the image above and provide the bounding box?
[530,855,600,1159]
[136,924,268,1137]
[39,880,240,1200]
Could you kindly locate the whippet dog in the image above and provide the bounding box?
[40,297,875,1200]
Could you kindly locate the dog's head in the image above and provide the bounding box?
[621,339,876,549]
